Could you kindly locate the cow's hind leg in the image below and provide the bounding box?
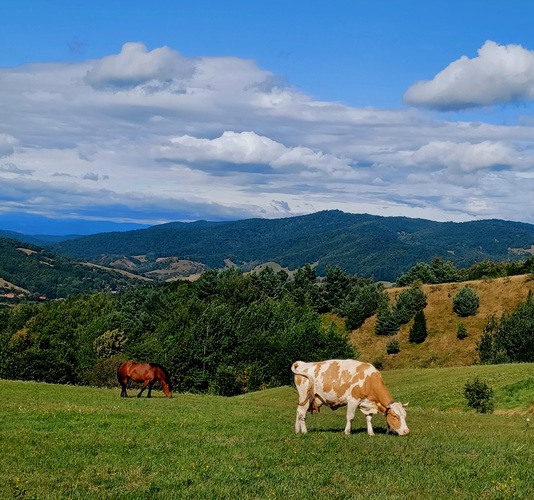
[295,403,309,433]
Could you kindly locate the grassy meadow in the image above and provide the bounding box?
[2,363,534,499]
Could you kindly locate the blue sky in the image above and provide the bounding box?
[2,1,534,234]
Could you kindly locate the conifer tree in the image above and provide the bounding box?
[409,309,427,343]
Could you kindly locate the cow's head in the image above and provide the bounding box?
[377,402,409,435]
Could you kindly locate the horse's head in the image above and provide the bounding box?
[155,365,173,398]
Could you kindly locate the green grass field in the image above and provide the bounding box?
[1,364,533,499]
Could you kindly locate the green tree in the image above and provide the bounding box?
[386,337,400,354]
[453,286,479,317]
[409,309,427,343]
[395,286,426,324]
[340,282,387,330]
[375,304,400,336]
[397,262,437,286]
[463,377,494,413]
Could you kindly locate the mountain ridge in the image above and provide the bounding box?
[4,210,534,283]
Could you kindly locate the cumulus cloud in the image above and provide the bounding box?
[410,140,527,172]
[158,131,352,174]
[404,41,534,110]
[84,42,195,89]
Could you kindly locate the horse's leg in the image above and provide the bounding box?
[119,378,128,397]
[137,380,150,398]
[147,381,155,398]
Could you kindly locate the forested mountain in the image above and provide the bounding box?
[47,210,534,282]
[0,238,148,299]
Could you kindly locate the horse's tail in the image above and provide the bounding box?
[117,362,126,383]
[291,362,319,414]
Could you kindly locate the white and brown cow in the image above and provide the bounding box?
[292,359,409,436]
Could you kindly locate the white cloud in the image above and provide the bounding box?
[159,131,352,174]
[84,42,195,89]
[410,140,527,172]
[0,134,17,157]
[404,41,534,110]
[1,42,534,228]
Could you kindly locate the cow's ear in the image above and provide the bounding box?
[402,402,409,407]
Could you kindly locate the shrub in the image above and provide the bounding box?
[409,309,427,343]
[463,377,494,413]
[386,338,400,354]
[210,364,242,396]
[457,323,468,340]
[453,286,479,317]
[82,354,127,388]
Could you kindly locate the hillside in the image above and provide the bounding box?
[0,238,150,299]
[49,210,534,282]
[352,273,534,369]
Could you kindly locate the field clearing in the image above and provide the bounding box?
[1,363,534,499]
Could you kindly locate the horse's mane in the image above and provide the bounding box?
[149,363,173,390]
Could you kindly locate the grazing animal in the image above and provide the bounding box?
[291,359,409,436]
[117,361,173,398]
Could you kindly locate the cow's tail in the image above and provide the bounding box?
[291,362,320,414]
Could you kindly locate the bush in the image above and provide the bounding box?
[463,377,494,413]
[453,286,479,317]
[386,338,400,354]
[82,354,127,388]
[457,323,468,340]
[210,364,242,396]
[409,310,427,343]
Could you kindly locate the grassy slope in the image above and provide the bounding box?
[1,364,533,499]
[352,274,534,369]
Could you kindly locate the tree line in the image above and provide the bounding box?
[1,259,533,396]
[0,266,388,395]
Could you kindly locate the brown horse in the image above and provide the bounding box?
[117,361,173,398]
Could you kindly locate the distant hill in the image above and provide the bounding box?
[47,210,534,282]
[0,238,150,299]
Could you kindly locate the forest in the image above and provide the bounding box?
[2,258,534,396]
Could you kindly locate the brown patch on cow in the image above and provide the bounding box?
[322,361,341,394]
[350,370,393,407]
[313,362,326,379]
[294,374,305,387]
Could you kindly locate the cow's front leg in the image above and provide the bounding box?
[344,401,358,435]
[366,414,375,436]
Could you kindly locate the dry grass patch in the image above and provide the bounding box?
[351,274,534,369]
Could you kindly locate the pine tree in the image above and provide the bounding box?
[453,286,479,317]
[409,309,427,343]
